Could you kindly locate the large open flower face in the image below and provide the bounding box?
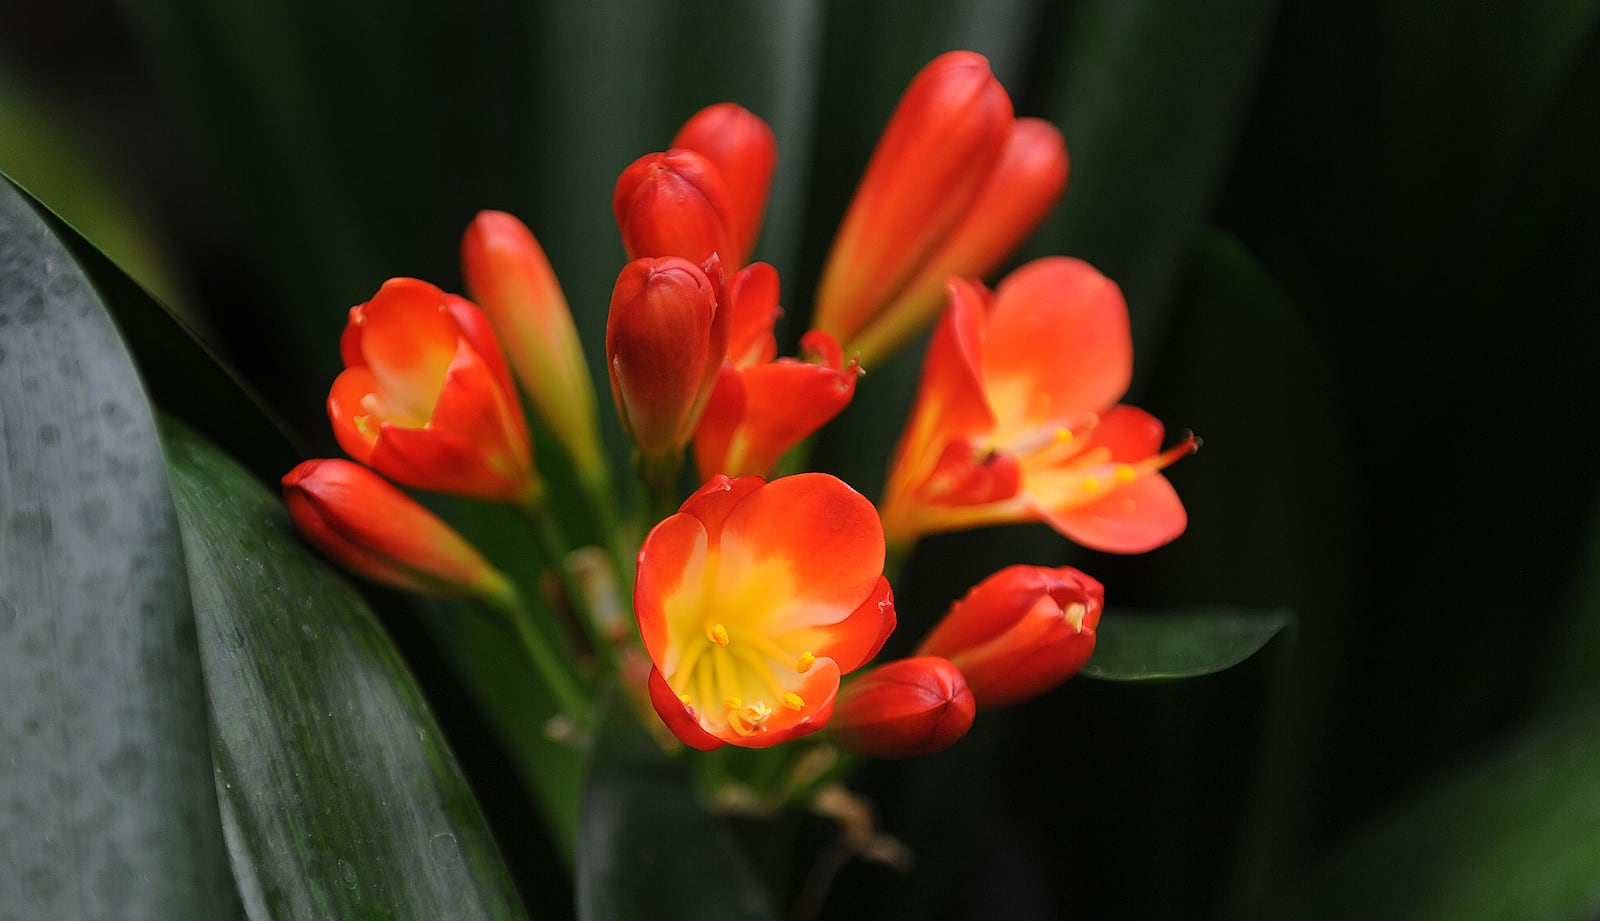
[881,257,1196,553]
[635,474,895,749]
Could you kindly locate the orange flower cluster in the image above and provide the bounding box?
[282,50,1196,758]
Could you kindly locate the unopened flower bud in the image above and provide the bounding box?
[916,565,1103,708]
[831,656,975,757]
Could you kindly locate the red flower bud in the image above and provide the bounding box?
[460,210,605,483]
[613,149,736,267]
[916,565,1104,709]
[831,656,975,757]
[672,103,777,267]
[848,117,1069,364]
[813,50,1013,348]
[328,278,538,503]
[282,458,511,601]
[605,256,730,458]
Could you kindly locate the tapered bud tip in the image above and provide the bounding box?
[831,657,976,757]
[613,149,735,265]
[281,458,506,600]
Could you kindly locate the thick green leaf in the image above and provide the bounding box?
[577,707,779,921]
[0,180,240,918]
[1288,696,1600,921]
[162,419,531,921]
[1081,607,1294,681]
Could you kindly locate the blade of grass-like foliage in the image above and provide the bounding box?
[1081,607,1294,681]
[0,179,241,919]
[1030,0,1276,350]
[162,418,532,921]
[1287,696,1600,921]
[577,705,780,921]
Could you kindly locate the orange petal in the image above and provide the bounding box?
[1039,471,1188,554]
[357,278,460,420]
[725,261,780,368]
[981,258,1131,426]
[633,511,710,667]
[717,473,885,630]
[327,366,382,463]
[647,666,725,751]
[795,576,895,673]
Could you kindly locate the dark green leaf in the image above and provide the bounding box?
[0,180,241,919]
[577,707,779,921]
[162,419,531,921]
[1288,696,1600,921]
[1031,0,1276,349]
[2,171,304,482]
[1081,607,1294,681]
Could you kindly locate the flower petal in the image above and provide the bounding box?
[1038,471,1188,554]
[647,666,725,751]
[982,258,1132,427]
[716,473,885,627]
[357,278,460,419]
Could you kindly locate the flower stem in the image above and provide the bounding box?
[483,589,592,731]
[518,499,616,672]
[636,448,684,528]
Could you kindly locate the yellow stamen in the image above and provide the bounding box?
[796,652,815,674]
[781,692,805,711]
[722,696,744,711]
[1055,427,1073,443]
[709,622,730,647]
[1083,476,1102,493]
[1114,463,1137,483]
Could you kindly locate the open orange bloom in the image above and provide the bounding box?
[693,263,859,479]
[880,257,1197,553]
[328,277,538,504]
[635,474,896,749]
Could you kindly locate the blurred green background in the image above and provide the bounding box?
[4,0,1599,918]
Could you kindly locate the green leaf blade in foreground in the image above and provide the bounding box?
[0,182,240,918]
[577,709,779,921]
[162,419,531,921]
[1288,697,1600,921]
[1081,606,1294,681]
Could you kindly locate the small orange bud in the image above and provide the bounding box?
[282,458,511,601]
[672,103,777,266]
[916,565,1104,709]
[831,656,975,757]
[460,211,605,484]
[613,149,736,267]
[605,256,730,458]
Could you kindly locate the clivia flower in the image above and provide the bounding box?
[692,262,860,480]
[811,50,1019,357]
[842,117,1068,365]
[605,255,730,460]
[460,210,606,486]
[328,277,539,504]
[879,257,1198,553]
[916,564,1102,709]
[282,458,514,603]
[830,656,975,757]
[612,149,736,268]
[634,474,896,749]
[671,102,777,267]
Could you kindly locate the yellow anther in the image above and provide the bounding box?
[1054,427,1073,443]
[709,623,730,647]
[722,696,744,711]
[678,694,692,707]
[781,692,806,711]
[1114,463,1137,483]
[1083,476,1102,493]
[795,652,816,674]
